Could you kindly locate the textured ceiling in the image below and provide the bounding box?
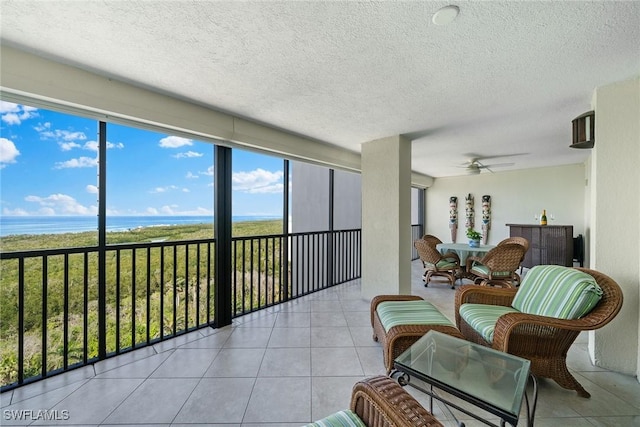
[1,1,639,177]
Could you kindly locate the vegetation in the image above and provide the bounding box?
[0,220,283,387]
[466,228,482,240]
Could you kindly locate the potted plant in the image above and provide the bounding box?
[466,228,482,248]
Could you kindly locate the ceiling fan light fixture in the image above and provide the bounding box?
[467,165,481,175]
[432,5,460,26]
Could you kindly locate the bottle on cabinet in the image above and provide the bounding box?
[540,209,548,226]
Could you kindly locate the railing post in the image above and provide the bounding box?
[282,159,290,301]
[97,121,107,359]
[214,146,232,327]
[328,170,335,286]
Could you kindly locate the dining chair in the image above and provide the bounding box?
[465,243,526,288]
[415,238,461,289]
[498,236,530,276]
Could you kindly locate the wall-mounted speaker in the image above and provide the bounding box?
[571,111,595,149]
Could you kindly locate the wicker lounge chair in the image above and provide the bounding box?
[306,376,443,426]
[455,266,623,398]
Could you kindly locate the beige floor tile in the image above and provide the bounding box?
[311,326,354,347]
[173,377,255,423]
[151,348,218,378]
[258,347,311,377]
[242,377,311,423]
[101,378,198,424]
[267,327,310,347]
[204,348,266,378]
[311,347,364,377]
[311,376,365,420]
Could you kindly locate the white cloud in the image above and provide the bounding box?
[40,129,87,142]
[0,101,20,114]
[182,188,190,193]
[84,141,98,151]
[2,113,21,125]
[1,102,38,125]
[173,150,203,159]
[159,136,193,148]
[0,138,20,167]
[39,207,56,215]
[155,205,211,216]
[86,184,99,194]
[59,142,82,151]
[34,122,51,132]
[109,141,125,149]
[150,185,179,194]
[246,183,284,194]
[82,140,124,152]
[232,168,284,194]
[146,207,159,215]
[54,156,98,169]
[24,193,97,215]
[201,166,215,176]
[160,205,179,215]
[2,207,29,216]
[185,172,199,179]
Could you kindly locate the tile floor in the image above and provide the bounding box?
[1,261,639,426]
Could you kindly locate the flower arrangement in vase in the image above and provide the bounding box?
[466,228,482,248]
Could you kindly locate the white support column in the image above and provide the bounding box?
[361,135,412,299]
[590,76,640,376]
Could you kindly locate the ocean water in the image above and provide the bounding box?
[0,215,280,237]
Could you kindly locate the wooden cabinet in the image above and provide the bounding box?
[507,224,574,268]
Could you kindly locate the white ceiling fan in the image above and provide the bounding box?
[460,157,516,175]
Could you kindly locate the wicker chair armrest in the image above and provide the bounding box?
[370,295,424,327]
[465,256,483,270]
[493,311,612,345]
[455,285,517,309]
[351,376,443,427]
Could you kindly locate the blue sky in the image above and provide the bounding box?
[0,101,285,217]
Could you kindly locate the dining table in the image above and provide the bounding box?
[436,242,495,267]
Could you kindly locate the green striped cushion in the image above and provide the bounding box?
[425,260,457,269]
[376,300,455,332]
[304,409,366,427]
[470,264,512,277]
[459,303,520,343]
[512,265,602,319]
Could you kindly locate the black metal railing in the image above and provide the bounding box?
[0,228,361,391]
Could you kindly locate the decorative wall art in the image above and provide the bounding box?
[481,195,491,245]
[449,196,458,242]
[465,193,474,230]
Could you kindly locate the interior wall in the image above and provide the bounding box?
[425,164,586,248]
[591,76,640,376]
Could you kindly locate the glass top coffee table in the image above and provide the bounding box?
[393,330,537,427]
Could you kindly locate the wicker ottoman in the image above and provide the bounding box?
[371,295,464,373]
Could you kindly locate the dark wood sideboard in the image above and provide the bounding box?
[507,224,574,268]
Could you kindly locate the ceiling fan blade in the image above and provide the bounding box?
[480,162,515,168]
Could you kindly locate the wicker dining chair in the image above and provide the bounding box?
[465,243,526,288]
[454,267,623,398]
[415,238,461,289]
[498,236,530,275]
[422,234,443,248]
